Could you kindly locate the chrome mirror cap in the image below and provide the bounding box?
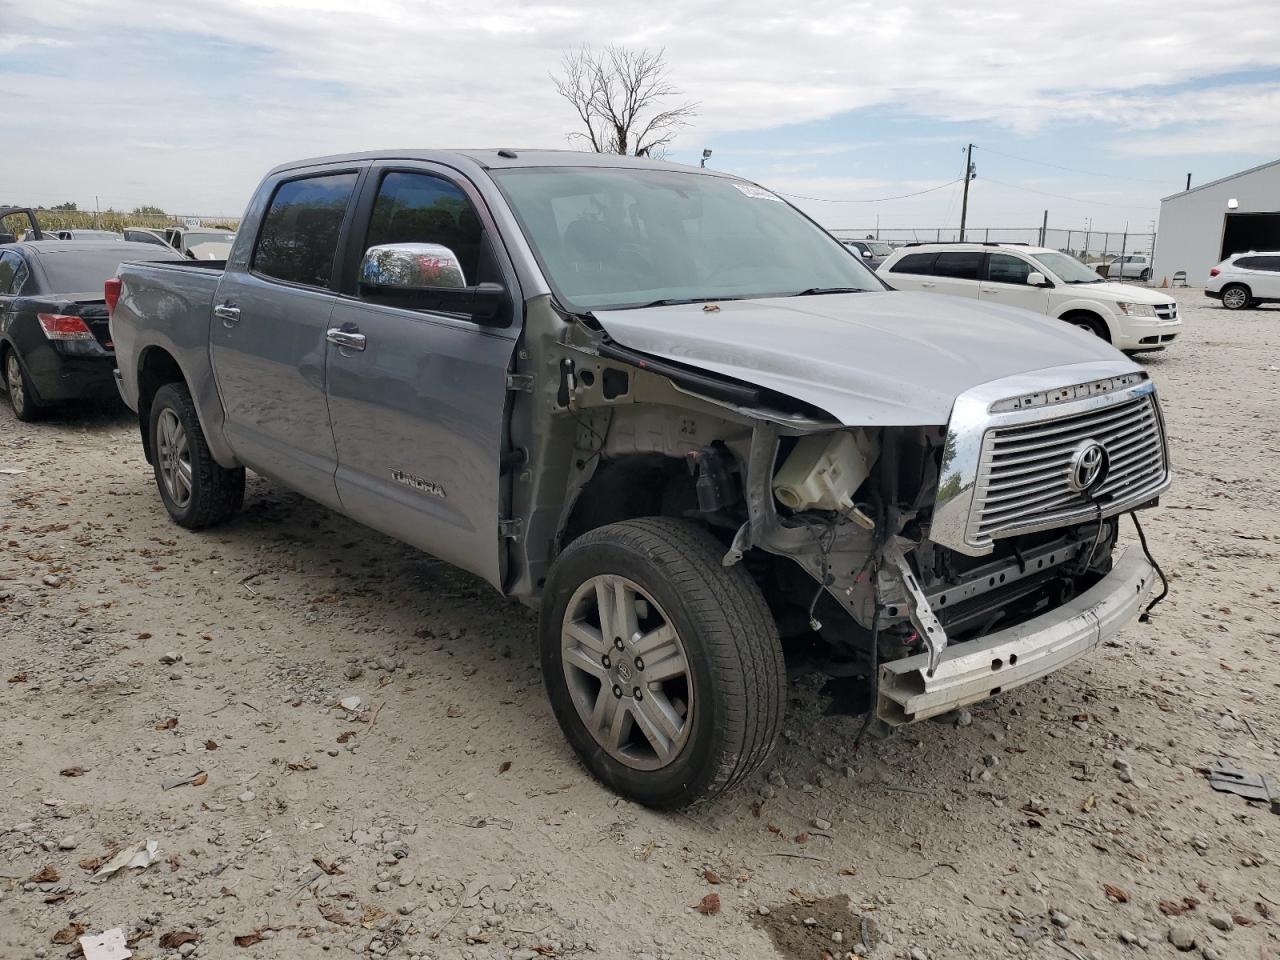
[359,243,467,290]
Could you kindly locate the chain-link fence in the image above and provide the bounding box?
[830,226,1155,265]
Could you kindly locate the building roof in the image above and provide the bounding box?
[1161,157,1280,202]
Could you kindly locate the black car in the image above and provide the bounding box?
[0,240,176,421]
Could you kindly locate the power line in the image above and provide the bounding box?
[980,175,1159,211]
[777,178,963,203]
[974,145,1171,185]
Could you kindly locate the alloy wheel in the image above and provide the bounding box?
[156,407,193,508]
[1223,287,1248,309]
[5,352,25,416]
[560,574,694,770]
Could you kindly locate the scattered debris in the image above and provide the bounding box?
[78,928,132,960]
[161,770,207,790]
[696,893,721,915]
[52,922,85,944]
[90,839,159,882]
[233,929,267,947]
[158,931,199,949]
[29,864,60,883]
[1208,761,1279,814]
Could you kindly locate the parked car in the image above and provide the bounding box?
[840,238,894,269]
[123,227,178,250]
[1104,254,1152,281]
[46,229,125,242]
[0,240,175,420]
[0,206,46,243]
[162,227,236,260]
[877,242,1181,352]
[110,151,1170,807]
[1205,251,1280,310]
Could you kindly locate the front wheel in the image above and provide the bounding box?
[1139,268,1151,282]
[149,382,245,528]
[1221,284,1251,310]
[540,518,786,808]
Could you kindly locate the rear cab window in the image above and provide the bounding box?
[253,173,359,288]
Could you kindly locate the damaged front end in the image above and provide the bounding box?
[723,363,1170,725]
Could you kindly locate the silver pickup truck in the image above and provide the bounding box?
[108,150,1170,807]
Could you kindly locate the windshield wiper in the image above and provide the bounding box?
[1066,278,1105,284]
[792,286,866,296]
[628,296,740,309]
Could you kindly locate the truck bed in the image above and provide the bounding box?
[109,259,227,449]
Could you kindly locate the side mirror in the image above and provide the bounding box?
[860,249,872,258]
[359,243,506,323]
[1026,271,1048,287]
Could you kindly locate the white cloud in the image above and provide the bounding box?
[2,0,1278,213]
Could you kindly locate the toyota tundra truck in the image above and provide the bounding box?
[108,150,1171,808]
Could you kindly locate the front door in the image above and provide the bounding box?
[210,169,362,508]
[978,253,1051,314]
[324,164,519,589]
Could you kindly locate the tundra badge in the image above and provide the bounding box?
[392,469,446,499]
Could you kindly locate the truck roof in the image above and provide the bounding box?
[268,148,726,178]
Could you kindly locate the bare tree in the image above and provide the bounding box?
[552,45,698,157]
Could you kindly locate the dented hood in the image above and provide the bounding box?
[592,291,1126,425]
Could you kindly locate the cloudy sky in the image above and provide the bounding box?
[3,0,1278,232]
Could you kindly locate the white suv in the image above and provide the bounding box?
[1205,251,1280,310]
[877,243,1181,353]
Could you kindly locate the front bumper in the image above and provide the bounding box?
[877,547,1154,724]
[1115,318,1182,351]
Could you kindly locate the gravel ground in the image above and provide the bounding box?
[1,289,1277,960]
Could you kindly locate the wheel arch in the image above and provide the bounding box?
[1058,307,1112,342]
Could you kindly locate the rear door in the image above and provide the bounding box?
[927,251,984,299]
[323,162,520,589]
[978,252,1050,314]
[1237,255,1280,297]
[209,167,363,508]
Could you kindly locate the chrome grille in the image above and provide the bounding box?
[969,394,1167,542]
[1154,302,1178,320]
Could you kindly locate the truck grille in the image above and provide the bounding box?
[969,394,1166,541]
[1154,303,1177,320]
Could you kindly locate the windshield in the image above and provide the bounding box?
[864,241,893,256]
[492,167,882,310]
[1032,250,1102,283]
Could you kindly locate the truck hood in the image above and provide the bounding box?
[592,291,1129,425]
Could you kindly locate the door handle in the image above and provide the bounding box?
[213,303,241,325]
[326,327,367,352]
[921,281,936,288]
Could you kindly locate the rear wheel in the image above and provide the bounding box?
[1139,268,1152,282]
[3,347,43,422]
[149,382,244,528]
[1221,284,1251,310]
[540,518,785,808]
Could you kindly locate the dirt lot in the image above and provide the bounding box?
[2,289,1278,960]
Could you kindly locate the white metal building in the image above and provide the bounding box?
[1151,158,1280,286]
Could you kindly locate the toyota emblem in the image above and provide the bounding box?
[1067,440,1109,494]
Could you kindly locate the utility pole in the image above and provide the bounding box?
[1039,209,1048,247]
[94,195,100,229]
[958,143,975,241]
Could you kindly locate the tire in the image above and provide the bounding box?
[1065,313,1110,341]
[1139,268,1151,282]
[540,517,785,808]
[1221,284,1251,310]
[3,346,43,422]
[149,381,244,529]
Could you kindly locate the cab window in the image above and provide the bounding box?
[253,172,359,288]
[363,172,485,283]
[889,252,938,275]
[986,253,1033,285]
